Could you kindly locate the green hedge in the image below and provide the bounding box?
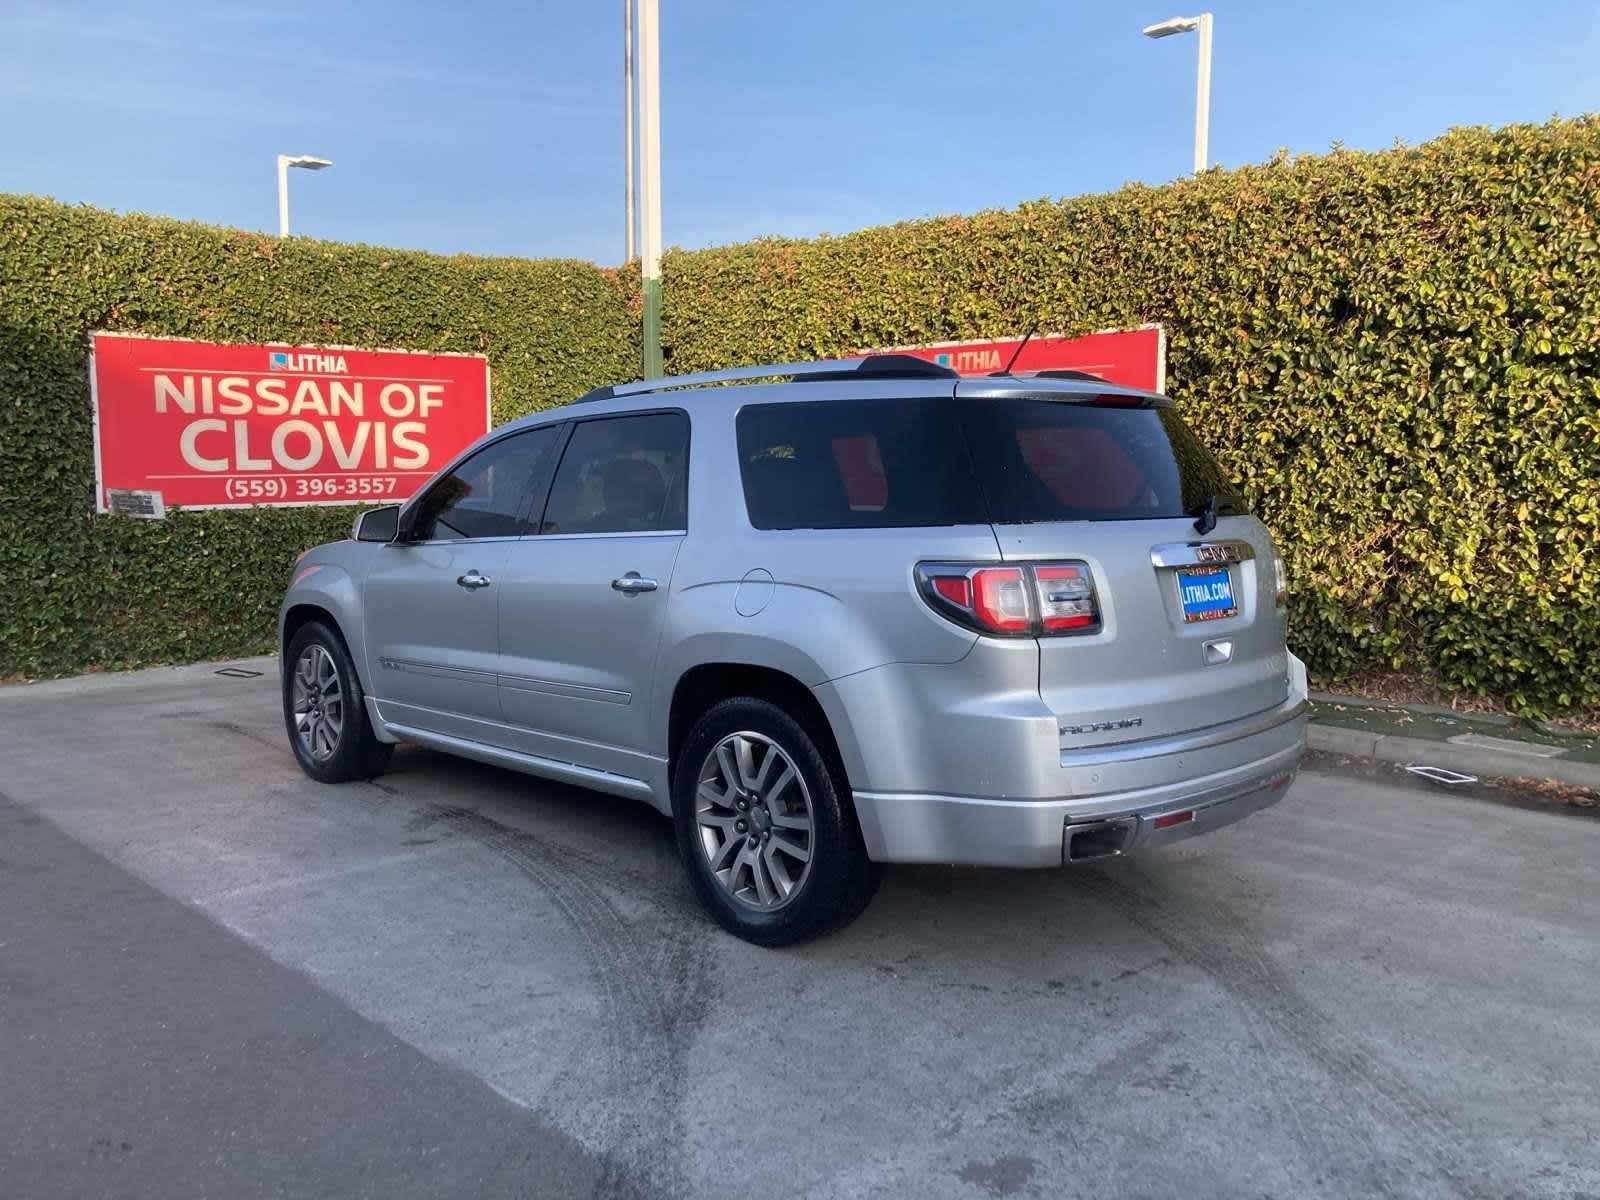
[661,118,1600,713]
[5,117,1599,712]
[0,197,637,676]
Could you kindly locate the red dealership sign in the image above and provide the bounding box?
[874,325,1166,392]
[90,333,490,513]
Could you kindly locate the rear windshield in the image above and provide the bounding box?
[956,398,1246,523]
[736,396,1244,530]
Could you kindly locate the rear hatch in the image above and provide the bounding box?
[955,377,1291,750]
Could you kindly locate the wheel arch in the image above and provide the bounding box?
[280,597,399,748]
[282,600,384,700]
[282,602,340,654]
[279,561,369,685]
[667,662,852,795]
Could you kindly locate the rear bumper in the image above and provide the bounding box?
[851,701,1307,867]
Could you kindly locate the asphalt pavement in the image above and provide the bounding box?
[2,659,1597,1199]
[0,790,627,1199]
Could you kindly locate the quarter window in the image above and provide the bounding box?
[409,425,562,541]
[736,398,987,530]
[539,412,689,535]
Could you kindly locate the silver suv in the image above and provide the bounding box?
[280,355,1308,944]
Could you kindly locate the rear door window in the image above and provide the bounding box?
[737,398,987,530]
[957,399,1245,522]
[539,411,689,535]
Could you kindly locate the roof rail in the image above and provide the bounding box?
[571,353,956,404]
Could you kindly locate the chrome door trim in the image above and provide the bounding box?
[497,673,631,706]
[531,529,687,542]
[378,657,499,686]
[398,534,527,549]
[1149,539,1257,568]
[404,529,686,548]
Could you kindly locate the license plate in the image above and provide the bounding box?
[1177,566,1236,622]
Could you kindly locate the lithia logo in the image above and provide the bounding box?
[1061,717,1143,736]
[269,350,350,373]
[931,347,1004,372]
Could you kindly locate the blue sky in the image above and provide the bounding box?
[3,1,1596,265]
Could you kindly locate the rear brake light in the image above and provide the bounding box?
[971,567,1030,633]
[916,561,1100,637]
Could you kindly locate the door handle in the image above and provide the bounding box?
[611,572,658,595]
[456,571,493,590]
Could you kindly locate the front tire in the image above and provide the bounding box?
[283,621,392,783]
[673,697,878,946]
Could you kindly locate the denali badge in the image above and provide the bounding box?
[1060,717,1144,736]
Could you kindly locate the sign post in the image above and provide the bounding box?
[637,0,663,377]
[89,333,491,515]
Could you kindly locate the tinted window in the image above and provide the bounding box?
[410,425,562,541]
[737,398,986,530]
[957,400,1246,523]
[540,412,689,535]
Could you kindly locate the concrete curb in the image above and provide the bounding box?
[1308,689,1518,726]
[0,656,278,700]
[1308,723,1600,790]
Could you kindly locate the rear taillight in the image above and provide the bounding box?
[1272,553,1288,608]
[916,561,1100,637]
[1033,563,1096,631]
[971,567,1030,633]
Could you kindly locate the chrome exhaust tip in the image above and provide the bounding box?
[1064,817,1137,862]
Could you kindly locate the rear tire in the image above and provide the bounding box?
[283,621,393,783]
[673,697,879,946]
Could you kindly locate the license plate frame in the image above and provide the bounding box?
[1176,565,1237,623]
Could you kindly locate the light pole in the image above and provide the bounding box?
[1142,13,1212,175]
[637,0,662,376]
[276,154,332,237]
[624,0,637,263]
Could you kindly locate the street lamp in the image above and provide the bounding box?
[1142,13,1213,175]
[276,154,332,237]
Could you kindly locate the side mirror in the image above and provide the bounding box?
[352,504,401,543]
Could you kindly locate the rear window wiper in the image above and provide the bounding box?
[1189,494,1219,535]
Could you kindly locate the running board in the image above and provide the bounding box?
[383,722,655,803]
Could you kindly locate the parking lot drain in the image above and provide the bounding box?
[215,667,264,679]
[1404,764,1479,787]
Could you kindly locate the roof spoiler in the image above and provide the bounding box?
[955,372,1170,408]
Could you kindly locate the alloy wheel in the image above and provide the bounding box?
[695,731,815,910]
[291,644,345,762]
